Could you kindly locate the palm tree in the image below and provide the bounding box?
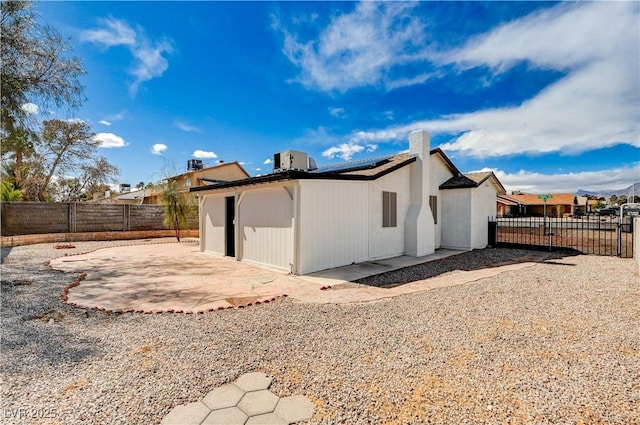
[1,180,22,201]
[161,180,190,242]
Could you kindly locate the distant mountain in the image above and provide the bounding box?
[576,183,640,199]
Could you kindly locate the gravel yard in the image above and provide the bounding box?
[1,240,639,424]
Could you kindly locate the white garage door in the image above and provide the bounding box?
[238,188,294,271]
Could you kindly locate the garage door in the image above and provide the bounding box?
[238,188,294,271]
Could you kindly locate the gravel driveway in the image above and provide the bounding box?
[1,240,639,424]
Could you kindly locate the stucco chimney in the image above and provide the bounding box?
[404,130,436,257]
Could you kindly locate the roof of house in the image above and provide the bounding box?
[498,193,583,206]
[171,161,250,181]
[191,148,461,193]
[440,171,506,194]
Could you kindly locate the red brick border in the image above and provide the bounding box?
[1,230,199,248]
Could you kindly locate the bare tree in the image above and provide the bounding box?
[52,157,120,202]
[36,119,98,201]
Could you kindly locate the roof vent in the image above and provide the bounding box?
[273,150,316,172]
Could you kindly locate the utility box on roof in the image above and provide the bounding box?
[273,150,316,172]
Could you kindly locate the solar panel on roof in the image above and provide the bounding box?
[312,156,391,174]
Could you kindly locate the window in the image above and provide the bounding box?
[429,195,437,224]
[382,191,397,227]
[185,177,192,188]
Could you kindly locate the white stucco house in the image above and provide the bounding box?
[191,130,505,275]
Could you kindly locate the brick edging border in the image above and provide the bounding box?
[1,230,199,248]
[41,237,289,314]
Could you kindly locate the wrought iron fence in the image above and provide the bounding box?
[489,216,634,258]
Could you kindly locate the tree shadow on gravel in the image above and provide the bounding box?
[1,262,106,372]
[353,247,580,288]
[1,247,12,264]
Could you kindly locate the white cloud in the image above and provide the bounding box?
[322,142,366,161]
[130,39,174,94]
[80,18,136,46]
[99,120,111,126]
[21,103,38,115]
[94,133,128,148]
[255,168,261,172]
[104,111,126,122]
[81,18,173,95]
[329,107,346,118]
[174,121,201,133]
[280,2,430,92]
[193,149,217,159]
[263,158,273,165]
[348,2,639,158]
[484,163,640,194]
[151,143,167,155]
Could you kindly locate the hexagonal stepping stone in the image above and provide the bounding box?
[202,383,245,409]
[201,407,248,425]
[235,372,273,392]
[237,389,279,416]
[161,401,210,425]
[246,412,288,425]
[274,395,315,423]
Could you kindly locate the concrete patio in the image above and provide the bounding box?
[49,240,545,312]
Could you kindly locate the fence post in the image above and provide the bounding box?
[488,217,497,247]
[123,204,130,231]
[69,203,77,233]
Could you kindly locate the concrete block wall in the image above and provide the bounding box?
[1,202,198,236]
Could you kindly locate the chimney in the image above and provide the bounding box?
[404,130,435,257]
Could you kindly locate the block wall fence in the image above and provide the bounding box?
[1,202,198,237]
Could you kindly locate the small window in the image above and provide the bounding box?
[429,195,437,224]
[185,177,192,188]
[383,191,397,227]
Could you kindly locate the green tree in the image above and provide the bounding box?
[0,180,22,201]
[135,181,145,190]
[609,194,618,206]
[1,0,84,127]
[162,180,193,242]
[2,0,87,199]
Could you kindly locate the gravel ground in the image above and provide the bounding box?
[1,240,639,424]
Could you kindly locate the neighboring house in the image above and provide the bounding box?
[97,161,250,204]
[497,193,598,217]
[191,130,504,275]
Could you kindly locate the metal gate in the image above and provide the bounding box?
[489,216,634,258]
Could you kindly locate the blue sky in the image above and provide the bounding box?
[35,1,639,194]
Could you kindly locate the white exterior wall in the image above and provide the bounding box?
[297,180,369,274]
[470,181,496,249]
[441,188,473,250]
[237,186,295,271]
[200,193,231,255]
[429,155,455,249]
[369,167,411,259]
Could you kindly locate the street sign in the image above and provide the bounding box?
[538,194,553,200]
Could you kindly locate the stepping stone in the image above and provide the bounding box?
[202,407,248,425]
[235,372,273,392]
[274,395,315,423]
[202,383,245,409]
[237,390,279,416]
[246,412,288,425]
[161,401,210,425]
